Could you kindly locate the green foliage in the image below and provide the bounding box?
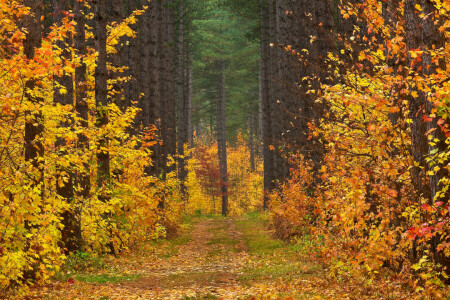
[188,0,260,141]
[61,252,105,274]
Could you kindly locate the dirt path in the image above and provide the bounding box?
[121,218,249,298]
[32,218,260,299]
[27,215,430,299]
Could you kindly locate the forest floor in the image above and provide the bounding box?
[28,214,413,299]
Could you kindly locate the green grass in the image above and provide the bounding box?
[71,273,140,284]
[156,233,193,258]
[235,213,322,285]
[206,237,239,246]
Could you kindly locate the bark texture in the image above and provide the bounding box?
[217,61,228,216]
[94,0,110,199]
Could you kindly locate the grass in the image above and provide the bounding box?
[206,237,239,246]
[53,251,141,284]
[235,212,322,285]
[70,273,140,284]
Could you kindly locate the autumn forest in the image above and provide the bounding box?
[0,0,449,298]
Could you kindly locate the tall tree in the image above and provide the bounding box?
[23,0,44,200]
[217,60,228,216]
[404,0,429,203]
[22,0,44,282]
[160,0,177,175]
[127,0,140,110]
[94,0,110,200]
[260,0,274,209]
[52,0,79,253]
[109,0,126,109]
[177,0,188,193]
[73,0,88,250]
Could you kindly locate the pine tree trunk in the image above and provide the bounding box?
[127,0,139,113]
[109,0,126,109]
[73,0,88,251]
[22,0,44,281]
[261,0,274,209]
[421,0,447,204]
[140,2,150,131]
[53,0,79,253]
[177,0,188,194]
[187,51,194,145]
[217,60,228,216]
[148,0,162,175]
[420,0,449,269]
[164,0,177,173]
[23,0,44,201]
[249,111,255,172]
[405,0,429,202]
[94,0,110,201]
[258,61,263,158]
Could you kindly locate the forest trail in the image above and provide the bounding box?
[30,214,331,299]
[118,218,249,297]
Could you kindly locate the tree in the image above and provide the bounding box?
[52,0,80,253]
[73,0,89,251]
[23,0,44,201]
[94,0,110,200]
[217,60,228,216]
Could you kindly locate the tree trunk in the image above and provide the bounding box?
[109,0,126,109]
[53,0,79,253]
[421,0,447,204]
[260,0,274,209]
[187,52,194,145]
[177,0,188,194]
[23,0,44,200]
[217,61,228,216]
[73,0,88,251]
[258,61,263,158]
[420,0,449,269]
[148,0,162,175]
[94,0,110,201]
[404,0,429,202]
[127,0,139,113]
[22,0,44,281]
[249,111,255,172]
[140,1,150,130]
[163,0,177,174]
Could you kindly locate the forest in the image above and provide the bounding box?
[0,0,449,298]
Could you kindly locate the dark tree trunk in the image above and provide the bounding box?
[94,0,110,200]
[421,0,447,204]
[217,61,228,216]
[73,0,89,251]
[187,50,194,145]
[177,0,188,194]
[23,0,44,200]
[420,0,449,269]
[53,0,79,253]
[140,1,150,131]
[163,0,177,174]
[261,0,274,209]
[109,0,126,109]
[22,0,44,282]
[258,61,263,158]
[249,111,255,172]
[404,0,429,202]
[148,0,162,175]
[127,0,140,114]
